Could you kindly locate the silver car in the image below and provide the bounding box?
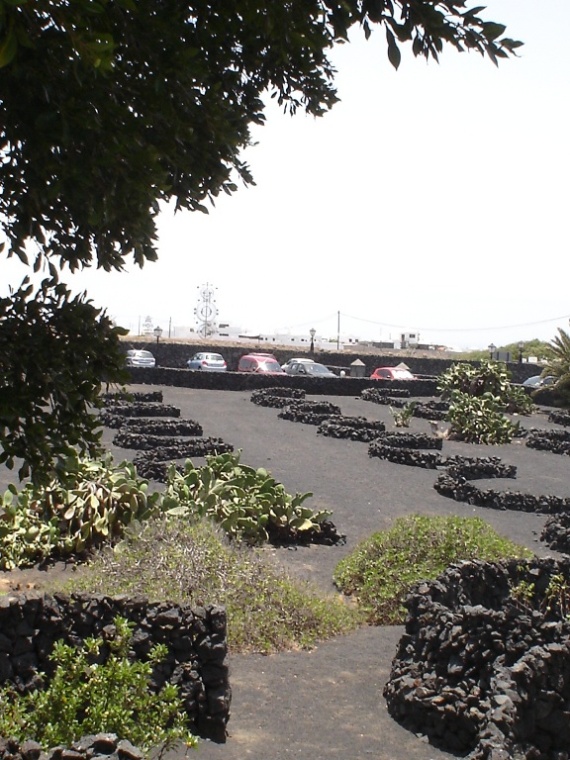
[125,349,156,368]
[186,352,227,371]
[522,375,556,389]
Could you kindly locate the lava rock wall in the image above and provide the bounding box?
[0,592,230,743]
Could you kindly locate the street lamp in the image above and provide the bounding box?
[153,326,163,345]
[488,343,496,360]
[309,327,316,355]
[518,340,524,363]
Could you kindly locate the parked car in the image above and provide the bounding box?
[284,361,337,378]
[370,366,416,381]
[281,357,314,371]
[187,352,227,371]
[522,375,556,389]
[125,349,156,368]
[237,353,285,374]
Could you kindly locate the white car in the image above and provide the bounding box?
[187,352,227,371]
[125,349,156,368]
[281,357,314,371]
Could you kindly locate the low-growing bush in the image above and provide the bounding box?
[0,455,160,569]
[64,517,361,654]
[333,515,532,625]
[438,361,532,444]
[389,402,416,428]
[0,444,336,569]
[446,391,522,444]
[438,360,533,413]
[0,616,197,753]
[163,451,332,545]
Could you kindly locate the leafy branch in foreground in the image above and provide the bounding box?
[0,273,128,485]
[0,616,197,754]
[0,1,520,271]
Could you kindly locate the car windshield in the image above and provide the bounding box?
[134,351,153,359]
[393,369,413,379]
[310,364,330,374]
[260,361,282,372]
[204,354,223,361]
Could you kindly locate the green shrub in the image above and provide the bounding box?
[438,360,533,414]
[163,451,331,545]
[510,570,570,620]
[64,516,361,654]
[333,515,533,625]
[0,454,160,569]
[437,360,532,444]
[0,616,197,754]
[446,391,522,444]
[389,401,416,428]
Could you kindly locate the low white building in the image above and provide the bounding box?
[216,323,360,350]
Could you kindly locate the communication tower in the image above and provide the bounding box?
[194,283,218,337]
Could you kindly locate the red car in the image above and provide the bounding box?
[237,352,285,375]
[370,366,416,381]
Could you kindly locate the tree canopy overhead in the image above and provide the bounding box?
[0,0,521,484]
[0,0,521,273]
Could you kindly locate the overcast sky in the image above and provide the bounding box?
[3,1,569,350]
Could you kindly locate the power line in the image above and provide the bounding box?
[340,312,570,334]
[273,313,339,332]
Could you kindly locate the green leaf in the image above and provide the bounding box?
[386,29,401,70]
[482,22,507,41]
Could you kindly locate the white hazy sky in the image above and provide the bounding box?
[2,0,570,350]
